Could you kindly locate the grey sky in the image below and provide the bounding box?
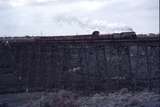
[0,0,159,36]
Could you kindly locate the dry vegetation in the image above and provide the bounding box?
[0,89,160,107]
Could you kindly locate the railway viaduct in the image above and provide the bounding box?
[0,32,160,93]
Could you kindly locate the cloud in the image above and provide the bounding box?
[0,0,106,7]
[0,0,159,36]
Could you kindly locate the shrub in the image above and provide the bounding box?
[40,90,79,107]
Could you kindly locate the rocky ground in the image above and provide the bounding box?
[0,89,160,107]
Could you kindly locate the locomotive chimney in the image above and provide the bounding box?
[92,31,100,36]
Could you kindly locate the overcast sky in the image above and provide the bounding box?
[0,0,159,36]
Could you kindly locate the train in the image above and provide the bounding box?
[92,31,137,39]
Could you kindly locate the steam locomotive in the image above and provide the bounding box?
[92,31,137,39]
